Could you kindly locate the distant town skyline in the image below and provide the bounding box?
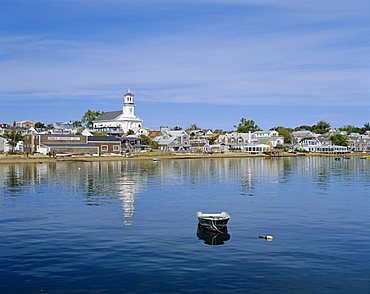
[1,0,369,128]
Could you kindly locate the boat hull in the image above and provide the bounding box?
[196,212,230,231]
[197,218,229,229]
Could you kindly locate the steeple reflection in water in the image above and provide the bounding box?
[117,174,142,226]
[84,161,148,225]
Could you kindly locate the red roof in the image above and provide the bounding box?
[148,130,161,139]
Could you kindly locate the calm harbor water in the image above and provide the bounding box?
[0,157,369,293]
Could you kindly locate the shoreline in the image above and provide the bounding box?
[0,152,365,165]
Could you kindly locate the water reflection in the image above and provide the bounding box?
[197,224,231,245]
[0,157,369,224]
[80,161,148,225]
[0,157,369,292]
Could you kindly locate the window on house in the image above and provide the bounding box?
[113,145,120,152]
[101,145,108,152]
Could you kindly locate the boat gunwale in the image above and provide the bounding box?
[197,212,230,221]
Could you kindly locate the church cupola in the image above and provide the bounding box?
[124,88,134,104]
[122,89,136,117]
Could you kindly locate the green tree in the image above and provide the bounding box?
[339,125,360,135]
[331,134,347,146]
[235,118,261,133]
[312,120,331,134]
[207,136,217,144]
[149,140,159,149]
[141,135,159,149]
[34,122,46,128]
[172,126,182,130]
[276,128,293,144]
[73,121,82,128]
[46,124,54,130]
[187,123,200,131]
[127,129,135,135]
[294,125,313,131]
[362,122,370,134]
[141,135,150,145]
[82,110,104,128]
[3,129,23,153]
[270,126,285,131]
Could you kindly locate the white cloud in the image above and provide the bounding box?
[0,1,369,108]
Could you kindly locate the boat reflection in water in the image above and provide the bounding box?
[196,224,231,245]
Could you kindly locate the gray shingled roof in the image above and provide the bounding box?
[41,143,93,147]
[94,111,121,122]
[88,136,121,142]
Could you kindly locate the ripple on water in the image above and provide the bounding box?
[0,157,369,292]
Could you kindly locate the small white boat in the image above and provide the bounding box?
[55,153,74,157]
[152,158,161,162]
[197,212,230,231]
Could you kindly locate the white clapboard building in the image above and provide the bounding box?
[93,90,143,135]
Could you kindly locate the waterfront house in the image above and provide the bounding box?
[136,128,150,136]
[252,130,279,138]
[147,130,161,139]
[53,121,74,131]
[205,130,214,136]
[120,136,142,152]
[216,132,271,153]
[153,130,190,152]
[294,139,348,153]
[294,139,321,152]
[291,130,318,143]
[216,132,251,147]
[347,135,370,152]
[23,134,99,155]
[16,120,34,129]
[209,144,229,153]
[0,136,10,153]
[249,130,284,147]
[0,124,10,135]
[315,145,348,153]
[81,128,93,137]
[187,129,205,138]
[87,136,122,154]
[190,139,211,153]
[188,129,216,153]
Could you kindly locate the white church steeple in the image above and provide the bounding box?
[93,89,143,134]
[123,89,135,117]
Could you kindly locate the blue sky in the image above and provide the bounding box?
[0,0,369,130]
